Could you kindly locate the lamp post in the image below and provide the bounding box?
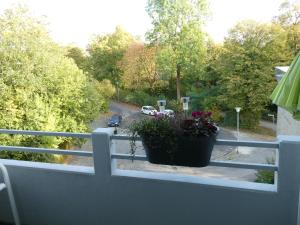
[157,100,166,113]
[235,107,241,153]
[181,97,190,117]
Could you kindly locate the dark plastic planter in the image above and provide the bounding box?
[142,134,216,167]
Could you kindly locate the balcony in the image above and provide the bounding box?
[0,128,299,225]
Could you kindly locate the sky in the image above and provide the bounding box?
[0,0,299,48]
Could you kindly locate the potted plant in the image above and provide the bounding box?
[130,111,218,167]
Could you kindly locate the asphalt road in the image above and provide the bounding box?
[67,101,276,182]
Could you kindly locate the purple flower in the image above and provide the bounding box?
[205,112,212,117]
[192,111,203,117]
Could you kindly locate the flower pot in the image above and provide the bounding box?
[142,135,175,165]
[141,134,216,167]
[174,135,216,167]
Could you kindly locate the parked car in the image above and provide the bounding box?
[154,109,175,117]
[107,114,122,127]
[141,106,157,116]
[163,109,174,117]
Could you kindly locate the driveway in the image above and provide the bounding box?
[67,101,276,182]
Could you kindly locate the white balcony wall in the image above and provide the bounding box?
[0,128,299,225]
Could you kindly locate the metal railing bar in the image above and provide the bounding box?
[209,160,278,171]
[111,136,279,149]
[110,153,278,171]
[111,153,147,161]
[0,146,93,157]
[111,136,142,141]
[215,139,279,148]
[0,129,91,138]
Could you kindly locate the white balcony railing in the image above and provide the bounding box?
[111,135,279,171]
[0,128,299,225]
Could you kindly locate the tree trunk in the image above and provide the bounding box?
[176,64,181,102]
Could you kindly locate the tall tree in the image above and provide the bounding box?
[87,26,134,84]
[217,20,288,128]
[118,41,165,92]
[146,0,208,101]
[0,6,112,161]
[65,46,88,71]
[273,1,300,57]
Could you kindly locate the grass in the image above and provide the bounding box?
[252,126,276,137]
[223,125,276,141]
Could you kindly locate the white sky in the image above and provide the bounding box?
[0,0,299,48]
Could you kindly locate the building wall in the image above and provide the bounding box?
[275,66,300,136]
[277,107,300,136]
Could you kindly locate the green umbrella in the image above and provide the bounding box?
[271,52,300,120]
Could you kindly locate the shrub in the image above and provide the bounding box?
[222,111,260,129]
[168,100,182,112]
[119,89,161,107]
[255,170,274,184]
[255,158,275,184]
[205,106,223,123]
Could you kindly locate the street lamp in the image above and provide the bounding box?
[157,100,166,112]
[235,107,241,153]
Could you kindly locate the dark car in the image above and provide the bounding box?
[107,114,122,127]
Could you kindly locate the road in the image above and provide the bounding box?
[67,101,276,182]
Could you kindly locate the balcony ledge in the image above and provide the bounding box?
[0,159,95,176]
[112,167,277,194]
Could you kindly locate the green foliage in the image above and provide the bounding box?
[119,89,159,107]
[216,20,289,128]
[255,158,275,184]
[146,0,208,100]
[273,1,300,57]
[222,111,260,129]
[255,170,274,184]
[0,6,109,162]
[130,117,177,155]
[167,100,182,113]
[65,46,88,71]
[87,26,134,83]
[95,79,116,112]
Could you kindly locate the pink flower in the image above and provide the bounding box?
[206,112,212,117]
[192,111,197,117]
[192,111,203,117]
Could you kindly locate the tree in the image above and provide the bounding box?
[87,26,134,84]
[217,20,288,128]
[188,40,224,114]
[0,6,110,161]
[65,46,88,71]
[146,0,208,101]
[273,1,300,57]
[119,41,166,93]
